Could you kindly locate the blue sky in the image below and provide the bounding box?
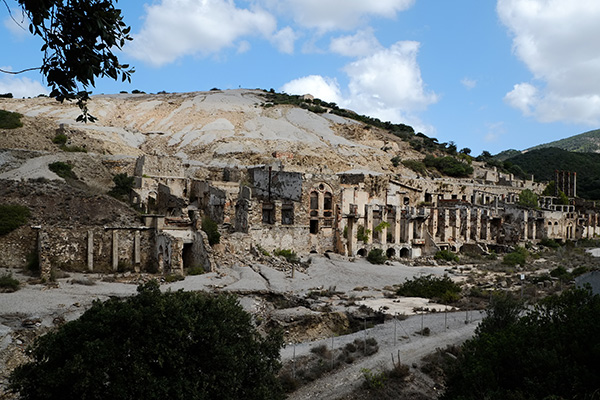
[2,0,600,156]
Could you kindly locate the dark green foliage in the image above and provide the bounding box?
[503,147,600,200]
[51,133,68,145]
[356,225,371,243]
[9,281,284,400]
[274,248,299,263]
[539,238,560,249]
[434,250,459,262]
[517,189,538,209]
[0,204,30,235]
[0,273,20,292]
[16,0,134,122]
[390,155,402,167]
[528,128,600,153]
[0,93,13,98]
[201,216,220,245]
[396,275,461,303]
[502,247,528,267]
[443,288,600,400]
[186,266,206,275]
[108,173,134,199]
[367,248,387,264]
[0,109,23,129]
[423,155,473,177]
[48,161,75,179]
[550,266,571,281]
[402,159,427,176]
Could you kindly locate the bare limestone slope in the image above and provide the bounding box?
[0,89,420,179]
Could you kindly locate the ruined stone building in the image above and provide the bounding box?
[127,155,600,269]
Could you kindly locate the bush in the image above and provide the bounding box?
[518,189,539,209]
[423,155,473,177]
[0,109,23,129]
[274,248,299,263]
[396,274,461,303]
[108,173,135,199]
[9,281,284,400]
[0,204,31,235]
[540,238,560,249]
[367,248,387,264]
[52,133,68,145]
[391,155,402,167]
[357,225,371,243]
[48,161,75,179]
[435,249,459,262]
[186,266,206,275]
[502,247,528,267]
[443,288,600,400]
[201,216,220,246]
[0,273,20,292]
[402,159,427,176]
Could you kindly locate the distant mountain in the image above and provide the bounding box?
[493,149,522,161]
[504,148,600,200]
[526,129,600,153]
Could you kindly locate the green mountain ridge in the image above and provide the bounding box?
[526,128,600,153]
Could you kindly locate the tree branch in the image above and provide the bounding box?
[0,67,42,75]
[2,0,27,32]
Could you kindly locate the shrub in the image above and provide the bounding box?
[540,238,560,249]
[423,155,473,177]
[274,248,299,263]
[391,156,402,167]
[435,249,459,262]
[367,248,387,264]
[108,173,135,199]
[201,217,220,246]
[356,225,370,243]
[402,159,427,176]
[0,273,19,292]
[502,247,528,267]
[187,266,206,275]
[362,368,387,389]
[518,189,539,209]
[396,274,461,303]
[48,161,75,179]
[164,273,184,283]
[0,109,23,129]
[0,204,30,235]
[9,281,284,400]
[52,133,68,145]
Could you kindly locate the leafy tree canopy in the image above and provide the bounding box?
[517,188,538,209]
[443,288,600,400]
[3,0,134,122]
[9,281,284,400]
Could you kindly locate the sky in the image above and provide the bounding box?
[2,0,600,156]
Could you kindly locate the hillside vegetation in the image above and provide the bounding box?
[502,148,600,200]
[527,128,600,153]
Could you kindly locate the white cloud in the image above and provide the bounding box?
[343,41,438,113]
[281,75,342,104]
[461,77,477,90]
[271,27,297,54]
[128,0,277,66]
[329,29,383,57]
[237,41,251,54]
[261,0,415,31]
[281,40,438,134]
[498,0,600,124]
[3,8,29,39]
[484,122,506,143]
[0,73,48,98]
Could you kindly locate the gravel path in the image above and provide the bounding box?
[282,310,484,400]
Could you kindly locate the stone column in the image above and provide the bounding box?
[522,211,529,241]
[134,231,141,272]
[380,207,388,245]
[473,209,481,241]
[87,230,94,272]
[485,211,491,241]
[407,216,414,242]
[347,217,357,256]
[442,209,451,241]
[112,230,119,271]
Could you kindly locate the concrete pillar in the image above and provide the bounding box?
[473,209,481,241]
[347,217,357,256]
[531,217,537,240]
[407,217,414,242]
[134,231,141,272]
[429,208,438,239]
[442,209,450,241]
[464,208,471,243]
[380,207,388,245]
[485,211,491,241]
[112,230,119,271]
[87,230,94,272]
[523,211,529,241]
[394,206,401,244]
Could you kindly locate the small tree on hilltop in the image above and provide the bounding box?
[9,281,284,400]
[517,189,538,209]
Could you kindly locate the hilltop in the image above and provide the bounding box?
[526,128,600,153]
